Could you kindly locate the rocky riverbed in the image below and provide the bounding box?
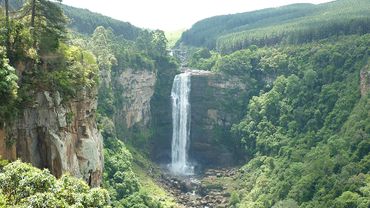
[158,168,239,208]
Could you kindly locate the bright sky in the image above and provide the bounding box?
[62,0,334,31]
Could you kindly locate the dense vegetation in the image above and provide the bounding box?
[0,47,18,124]
[232,35,370,207]
[0,0,174,207]
[0,0,100,102]
[0,0,142,39]
[188,33,370,207]
[0,160,110,207]
[61,4,141,39]
[179,0,370,53]
[101,123,162,207]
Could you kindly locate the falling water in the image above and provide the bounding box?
[170,72,194,175]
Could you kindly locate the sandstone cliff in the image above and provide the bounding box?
[1,89,103,187]
[113,68,156,139]
[189,70,248,168]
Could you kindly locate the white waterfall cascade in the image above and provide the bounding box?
[170,72,194,175]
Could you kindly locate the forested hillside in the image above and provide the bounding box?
[0,0,142,39]
[179,0,370,53]
[185,22,370,208]
[61,4,141,39]
[230,35,370,207]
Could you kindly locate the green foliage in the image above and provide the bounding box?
[0,190,6,207]
[0,17,34,64]
[102,131,165,207]
[120,190,162,208]
[227,34,370,207]
[129,147,179,207]
[135,29,169,61]
[131,128,154,150]
[229,191,241,207]
[84,26,169,73]
[50,44,99,98]
[0,0,100,106]
[104,137,140,201]
[60,4,141,40]
[0,47,18,123]
[272,199,299,208]
[0,160,110,207]
[179,0,370,53]
[21,0,68,54]
[188,48,219,70]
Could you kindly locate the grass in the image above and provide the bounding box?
[127,146,179,208]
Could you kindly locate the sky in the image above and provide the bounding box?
[62,0,334,31]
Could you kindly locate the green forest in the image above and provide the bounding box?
[179,0,370,54]
[0,0,370,207]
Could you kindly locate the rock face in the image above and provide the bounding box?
[12,90,103,187]
[189,70,248,168]
[113,68,156,138]
[0,128,16,161]
[150,66,178,163]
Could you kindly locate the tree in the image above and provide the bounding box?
[0,46,18,125]
[151,30,168,58]
[30,0,35,28]
[0,160,110,207]
[25,0,66,53]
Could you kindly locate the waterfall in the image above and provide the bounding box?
[170,72,194,175]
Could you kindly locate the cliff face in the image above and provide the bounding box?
[10,89,103,187]
[113,68,156,139]
[189,71,248,168]
[150,66,178,163]
[0,128,16,161]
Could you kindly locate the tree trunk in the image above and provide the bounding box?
[31,0,36,28]
[5,0,10,57]
[30,0,37,49]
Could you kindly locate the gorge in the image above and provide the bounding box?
[0,0,370,207]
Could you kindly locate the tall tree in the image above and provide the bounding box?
[25,0,66,53]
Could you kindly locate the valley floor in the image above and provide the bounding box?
[130,148,240,208]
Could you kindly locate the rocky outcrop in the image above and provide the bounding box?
[113,68,156,138]
[11,89,103,187]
